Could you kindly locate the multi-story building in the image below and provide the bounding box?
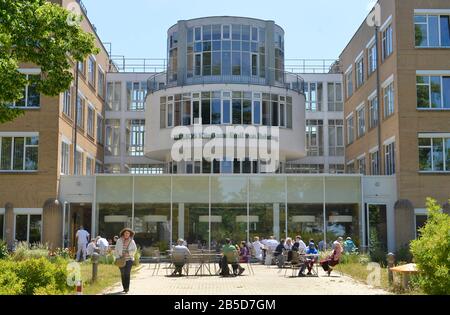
[340,0,450,249]
[0,0,112,248]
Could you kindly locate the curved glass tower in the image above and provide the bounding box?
[146,17,306,173]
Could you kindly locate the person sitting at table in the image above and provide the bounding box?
[172,238,191,276]
[305,241,319,275]
[251,236,263,261]
[274,239,286,268]
[221,238,245,276]
[239,241,250,263]
[285,238,293,261]
[320,237,343,276]
[292,235,307,253]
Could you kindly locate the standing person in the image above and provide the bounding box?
[75,226,90,262]
[252,236,263,261]
[114,228,137,293]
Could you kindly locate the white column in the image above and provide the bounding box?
[178,203,184,240]
[273,203,280,240]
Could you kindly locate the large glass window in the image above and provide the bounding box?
[9,74,40,108]
[0,135,38,171]
[327,82,343,111]
[356,57,364,88]
[417,75,450,109]
[368,42,377,74]
[369,96,378,129]
[370,150,380,175]
[304,82,323,112]
[106,82,122,111]
[88,56,96,87]
[357,156,366,175]
[383,81,395,118]
[61,141,70,175]
[415,15,450,47]
[357,105,366,137]
[62,88,72,117]
[419,136,450,172]
[87,105,95,137]
[105,119,120,156]
[346,115,354,145]
[328,119,344,156]
[96,114,103,144]
[127,119,145,156]
[15,214,41,244]
[382,25,393,60]
[346,70,353,99]
[127,81,147,111]
[76,94,84,128]
[306,120,324,156]
[384,142,396,175]
[97,68,105,99]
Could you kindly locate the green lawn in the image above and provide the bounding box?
[337,262,390,290]
[73,262,139,295]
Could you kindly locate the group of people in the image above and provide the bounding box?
[75,226,119,262]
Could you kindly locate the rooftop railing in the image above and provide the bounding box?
[284,59,341,74]
[110,56,167,73]
[146,67,305,95]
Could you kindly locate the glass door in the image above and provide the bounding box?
[365,204,387,257]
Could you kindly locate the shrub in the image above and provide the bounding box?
[134,248,141,266]
[12,242,49,261]
[0,263,24,295]
[0,240,9,260]
[410,198,450,295]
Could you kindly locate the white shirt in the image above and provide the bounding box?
[86,242,97,256]
[298,240,307,253]
[252,241,263,257]
[76,229,90,245]
[97,238,109,250]
[266,239,279,251]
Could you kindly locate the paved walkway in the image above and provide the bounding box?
[102,263,389,295]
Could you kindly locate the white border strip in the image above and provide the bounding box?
[355,50,364,62]
[346,159,355,165]
[18,68,41,75]
[366,36,376,49]
[380,15,393,31]
[368,89,377,100]
[0,132,39,137]
[345,112,354,120]
[383,136,396,146]
[414,208,428,215]
[416,70,450,76]
[356,102,365,111]
[369,145,379,153]
[344,64,353,75]
[61,134,72,145]
[414,9,450,15]
[381,74,394,88]
[13,208,43,215]
[357,153,366,160]
[418,132,450,138]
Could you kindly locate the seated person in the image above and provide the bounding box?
[343,237,357,254]
[239,241,250,263]
[96,236,109,255]
[274,239,286,268]
[86,239,98,258]
[221,238,245,276]
[251,236,263,261]
[304,241,319,275]
[171,238,191,276]
[320,237,343,276]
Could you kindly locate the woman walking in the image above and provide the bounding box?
[114,228,137,293]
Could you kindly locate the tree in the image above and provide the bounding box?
[410,197,450,295]
[0,0,99,123]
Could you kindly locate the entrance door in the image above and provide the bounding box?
[365,204,388,253]
[69,203,92,247]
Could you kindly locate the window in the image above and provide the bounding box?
[87,105,95,137]
[382,24,393,60]
[284,163,324,174]
[74,150,83,175]
[370,150,380,175]
[15,214,41,244]
[327,82,343,111]
[357,105,366,137]
[417,75,450,109]
[328,119,344,156]
[106,82,122,111]
[96,114,103,144]
[384,141,396,175]
[97,69,105,98]
[86,157,93,175]
[345,70,353,99]
[415,14,450,47]
[306,120,323,156]
[346,115,354,145]
[95,161,103,174]
[62,88,72,117]
[9,74,40,108]
[369,96,379,129]
[357,156,366,175]
[0,135,38,171]
[127,119,145,156]
[329,164,345,174]
[88,56,96,87]
[61,141,70,175]
[78,60,85,76]
[105,119,120,156]
[127,81,147,111]
[356,57,364,88]
[383,81,395,118]
[304,82,323,112]
[346,161,355,174]
[129,164,164,174]
[368,42,377,74]
[76,94,84,128]
[418,136,450,172]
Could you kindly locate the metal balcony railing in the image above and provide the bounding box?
[110,56,167,73]
[284,59,341,74]
[146,67,306,95]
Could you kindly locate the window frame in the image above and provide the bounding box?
[414,14,450,48]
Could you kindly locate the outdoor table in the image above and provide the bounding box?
[190,253,220,276]
[303,254,320,276]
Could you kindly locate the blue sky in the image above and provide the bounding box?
[82,0,376,60]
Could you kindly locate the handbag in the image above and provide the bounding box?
[115,239,131,268]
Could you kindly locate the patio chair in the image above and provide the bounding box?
[169,252,189,276]
[284,251,305,277]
